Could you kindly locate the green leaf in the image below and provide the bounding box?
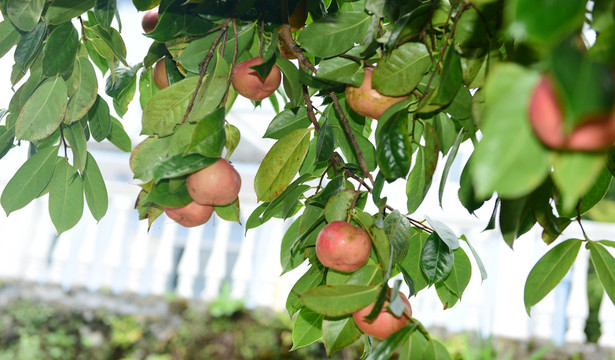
[138,67,159,110]
[277,56,302,107]
[383,210,411,265]
[291,307,323,350]
[471,64,549,199]
[551,152,605,213]
[280,217,307,274]
[323,190,354,223]
[141,76,198,136]
[399,332,428,359]
[366,326,414,360]
[461,235,488,281]
[398,228,429,293]
[16,76,68,142]
[7,0,44,31]
[214,198,241,223]
[435,281,459,309]
[64,122,87,173]
[0,20,20,57]
[297,11,372,58]
[524,239,582,315]
[286,265,324,316]
[326,262,384,286]
[1,145,58,215]
[185,53,229,124]
[42,22,79,76]
[145,179,192,208]
[588,242,615,307]
[45,0,96,25]
[186,107,226,158]
[129,136,170,182]
[317,52,364,86]
[106,63,141,117]
[420,232,454,285]
[373,42,431,96]
[376,109,411,181]
[316,117,334,163]
[82,152,108,222]
[423,338,452,360]
[87,95,112,142]
[255,128,311,202]
[65,57,99,124]
[49,159,84,235]
[86,24,127,66]
[94,0,116,28]
[298,284,379,317]
[443,247,472,298]
[13,20,45,72]
[224,123,240,159]
[264,107,311,140]
[107,117,132,152]
[438,128,464,207]
[425,215,460,250]
[152,154,217,182]
[322,317,363,356]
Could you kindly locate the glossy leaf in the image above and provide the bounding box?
[129,136,170,182]
[152,154,217,182]
[420,232,454,285]
[263,107,311,140]
[588,242,615,306]
[185,53,229,124]
[373,42,430,96]
[297,11,372,58]
[254,128,311,202]
[398,228,429,292]
[186,107,226,158]
[291,307,323,350]
[423,338,452,360]
[0,145,58,215]
[45,0,96,25]
[322,317,363,356]
[64,122,88,172]
[366,326,414,360]
[287,265,324,316]
[425,215,460,250]
[13,21,46,72]
[298,285,379,317]
[524,239,582,315]
[443,247,472,298]
[383,210,412,265]
[376,110,411,181]
[399,332,428,359]
[0,20,20,57]
[106,63,141,117]
[316,117,334,163]
[107,117,132,152]
[15,76,68,142]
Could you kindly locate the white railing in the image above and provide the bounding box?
[0,150,613,349]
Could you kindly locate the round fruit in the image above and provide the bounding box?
[231,57,282,101]
[164,202,214,227]
[153,59,169,89]
[352,291,412,340]
[186,159,241,206]
[345,68,408,120]
[141,10,159,33]
[529,75,615,151]
[315,221,372,272]
[289,0,307,32]
[528,76,567,149]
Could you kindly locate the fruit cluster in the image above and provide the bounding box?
[316,221,412,340]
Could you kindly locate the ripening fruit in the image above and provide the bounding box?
[345,68,408,120]
[315,221,372,272]
[186,159,241,206]
[153,59,169,89]
[352,291,412,340]
[141,10,159,33]
[231,57,282,101]
[164,202,214,227]
[529,75,615,151]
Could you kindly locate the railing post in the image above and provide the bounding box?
[202,219,231,301]
[176,224,204,298]
[150,220,178,295]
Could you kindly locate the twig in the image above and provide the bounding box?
[78,16,88,41]
[302,85,320,132]
[59,125,68,159]
[221,18,239,108]
[180,18,231,125]
[576,202,590,241]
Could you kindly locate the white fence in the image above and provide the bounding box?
[0,148,614,350]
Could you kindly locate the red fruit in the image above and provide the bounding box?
[315,221,372,272]
[164,202,214,227]
[186,159,241,206]
[528,76,567,149]
[141,10,159,33]
[231,57,282,101]
[352,291,412,340]
[529,75,615,151]
[153,59,169,89]
[345,68,408,120]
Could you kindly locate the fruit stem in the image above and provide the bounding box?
[180,18,231,126]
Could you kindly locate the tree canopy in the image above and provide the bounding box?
[0,0,614,357]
